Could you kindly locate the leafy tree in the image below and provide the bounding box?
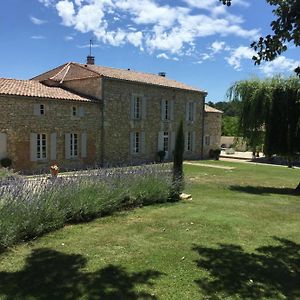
[229,76,300,191]
[220,0,300,76]
[222,116,239,136]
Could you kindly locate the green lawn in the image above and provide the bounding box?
[0,161,299,299]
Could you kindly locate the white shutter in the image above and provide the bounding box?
[158,131,164,151]
[185,102,189,121]
[50,133,57,160]
[34,104,40,116]
[141,132,146,154]
[81,132,87,158]
[79,106,85,117]
[185,132,189,152]
[65,133,71,159]
[192,131,196,152]
[0,133,7,160]
[170,100,174,121]
[193,102,196,121]
[160,100,165,120]
[30,133,37,161]
[142,97,147,119]
[130,132,134,154]
[131,96,135,119]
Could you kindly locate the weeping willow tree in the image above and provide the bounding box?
[229,76,300,191]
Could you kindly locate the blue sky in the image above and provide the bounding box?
[0,0,299,101]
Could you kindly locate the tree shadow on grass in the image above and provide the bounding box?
[193,237,300,299]
[0,248,162,300]
[230,185,299,196]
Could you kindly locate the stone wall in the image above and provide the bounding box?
[102,78,206,165]
[203,112,222,158]
[0,95,102,173]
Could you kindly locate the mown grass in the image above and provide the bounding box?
[0,161,299,300]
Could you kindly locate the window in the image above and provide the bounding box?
[133,132,140,154]
[188,102,195,121]
[70,133,78,158]
[187,132,193,151]
[72,106,77,117]
[37,133,47,160]
[163,131,169,152]
[162,100,170,120]
[205,135,210,146]
[133,96,141,119]
[34,104,45,116]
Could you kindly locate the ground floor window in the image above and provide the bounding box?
[37,133,47,160]
[205,135,210,146]
[163,132,169,152]
[187,132,193,151]
[70,133,78,158]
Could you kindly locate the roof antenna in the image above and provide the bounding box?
[86,39,95,65]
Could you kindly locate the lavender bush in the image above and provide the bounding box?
[0,164,174,249]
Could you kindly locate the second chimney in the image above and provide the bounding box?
[158,72,166,77]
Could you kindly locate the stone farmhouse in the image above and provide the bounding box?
[0,58,222,173]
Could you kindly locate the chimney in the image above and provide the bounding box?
[158,72,166,77]
[86,55,95,65]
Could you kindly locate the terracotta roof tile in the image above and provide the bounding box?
[205,104,223,113]
[34,62,206,93]
[0,78,92,102]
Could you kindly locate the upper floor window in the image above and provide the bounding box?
[72,106,77,117]
[133,96,141,119]
[37,133,47,160]
[187,102,195,121]
[161,100,173,121]
[34,104,45,116]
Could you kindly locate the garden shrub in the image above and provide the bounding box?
[0,164,175,249]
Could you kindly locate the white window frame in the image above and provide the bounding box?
[164,100,170,120]
[187,132,193,151]
[133,132,140,154]
[70,133,78,158]
[188,102,195,121]
[39,104,45,115]
[133,96,141,119]
[36,133,47,160]
[163,131,169,152]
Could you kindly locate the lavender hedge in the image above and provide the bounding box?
[0,164,174,249]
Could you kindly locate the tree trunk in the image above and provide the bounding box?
[296,182,300,193]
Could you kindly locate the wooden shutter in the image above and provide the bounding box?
[170,100,174,121]
[0,133,7,159]
[160,100,165,120]
[192,131,196,152]
[193,102,196,121]
[65,133,71,159]
[185,102,189,121]
[131,96,135,119]
[142,97,147,119]
[141,132,146,154]
[158,131,164,151]
[81,132,87,158]
[130,132,135,154]
[30,133,37,161]
[79,106,85,117]
[34,104,40,116]
[185,132,189,152]
[50,133,57,160]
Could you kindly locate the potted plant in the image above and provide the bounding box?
[50,163,59,177]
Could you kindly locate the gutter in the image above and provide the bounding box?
[201,95,206,160]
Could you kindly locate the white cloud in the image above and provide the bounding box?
[259,56,300,76]
[38,0,54,7]
[31,35,46,39]
[157,53,170,60]
[65,35,74,41]
[226,46,255,70]
[30,16,48,25]
[40,0,260,56]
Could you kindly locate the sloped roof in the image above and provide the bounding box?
[205,104,223,113]
[0,78,92,102]
[33,62,206,93]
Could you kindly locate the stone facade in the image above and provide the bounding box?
[203,108,222,158]
[0,62,217,173]
[0,95,101,173]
